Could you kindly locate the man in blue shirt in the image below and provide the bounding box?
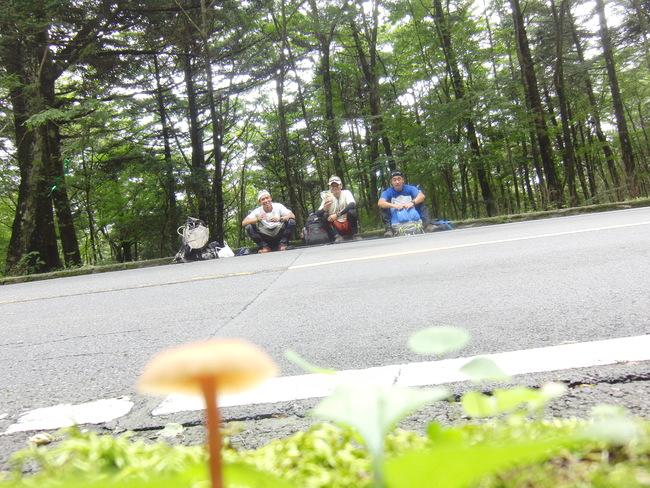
[378,170,435,237]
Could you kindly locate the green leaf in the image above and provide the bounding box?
[310,381,448,485]
[461,391,499,417]
[461,384,567,418]
[385,437,574,488]
[224,462,302,487]
[285,349,337,375]
[158,423,185,438]
[408,327,469,356]
[459,357,511,382]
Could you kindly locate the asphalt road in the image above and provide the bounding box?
[1,207,649,466]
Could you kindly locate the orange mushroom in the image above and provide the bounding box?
[138,338,278,488]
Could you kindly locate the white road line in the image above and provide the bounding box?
[289,221,650,270]
[3,397,134,435]
[152,334,650,416]
[3,335,649,433]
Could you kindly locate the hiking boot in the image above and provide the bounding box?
[334,235,344,243]
[384,229,394,237]
[425,224,437,233]
[279,243,294,251]
[352,235,363,241]
[258,246,271,253]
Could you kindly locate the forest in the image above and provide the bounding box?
[0,0,648,275]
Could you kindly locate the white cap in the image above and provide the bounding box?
[328,176,342,185]
[257,190,271,202]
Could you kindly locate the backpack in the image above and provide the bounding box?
[390,207,423,236]
[431,220,454,231]
[391,206,421,224]
[172,217,214,263]
[181,217,209,250]
[303,213,332,246]
[392,220,424,236]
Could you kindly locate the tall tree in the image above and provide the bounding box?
[595,0,637,196]
[429,0,496,215]
[510,0,562,206]
[0,0,141,273]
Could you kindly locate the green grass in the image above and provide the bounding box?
[1,416,648,488]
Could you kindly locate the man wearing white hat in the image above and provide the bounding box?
[242,190,296,252]
[317,176,361,242]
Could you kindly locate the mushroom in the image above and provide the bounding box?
[138,338,278,488]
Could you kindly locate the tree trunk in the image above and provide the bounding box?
[550,0,579,206]
[4,31,65,274]
[274,0,300,224]
[431,0,495,216]
[153,55,179,254]
[182,52,210,221]
[595,0,637,197]
[567,9,620,196]
[510,0,561,207]
[349,0,392,176]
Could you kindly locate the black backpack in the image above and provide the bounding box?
[303,213,332,246]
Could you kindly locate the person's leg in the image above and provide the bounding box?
[346,209,359,236]
[415,203,434,230]
[279,218,296,249]
[326,221,338,241]
[382,208,393,237]
[245,224,272,251]
[332,219,348,242]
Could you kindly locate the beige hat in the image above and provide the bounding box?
[328,176,342,185]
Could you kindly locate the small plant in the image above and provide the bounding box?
[2,327,646,488]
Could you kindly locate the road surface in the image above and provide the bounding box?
[1,207,649,465]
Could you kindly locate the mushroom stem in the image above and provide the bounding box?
[201,378,223,488]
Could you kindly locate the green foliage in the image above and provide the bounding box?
[2,328,649,488]
[311,383,448,487]
[460,383,567,418]
[3,416,648,488]
[408,326,470,356]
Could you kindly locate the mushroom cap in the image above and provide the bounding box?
[138,338,278,396]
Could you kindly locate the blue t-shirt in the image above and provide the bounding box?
[380,184,420,204]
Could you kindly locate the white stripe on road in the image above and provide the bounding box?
[289,221,650,270]
[152,334,650,415]
[3,335,648,433]
[3,397,134,435]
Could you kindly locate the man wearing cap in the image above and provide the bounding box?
[378,170,435,237]
[242,190,296,252]
[317,176,361,242]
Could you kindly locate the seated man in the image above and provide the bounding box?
[377,170,435,237]
[316,176,361,242]
[242,190,296,252]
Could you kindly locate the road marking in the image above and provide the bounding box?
[3,398,134,435]
[289,221,650,270]
[3,335,648,433]
[2,221,647,304]
[152,334,650,415]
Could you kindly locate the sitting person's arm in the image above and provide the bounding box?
[336,202,355,216]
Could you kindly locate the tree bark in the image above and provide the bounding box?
[182,51,210,221]
[431,0,495,216]
[550,0,579,206]
[595,0,637,197]
[510,0,562,207]
[567,9,620,195]
[4,31,64,273]
[153,55,179,254]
